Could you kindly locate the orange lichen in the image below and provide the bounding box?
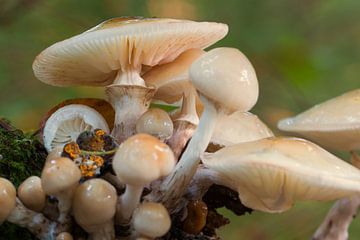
[63,142,81,159]
[183,200,208,234]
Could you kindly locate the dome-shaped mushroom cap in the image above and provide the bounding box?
[132,202,171,238]
[278,89,360,151]
[18,176,46,212]
[189,47,259,112]
[0,178,16,223]
[72,178,117,228]
[201,137,360,213]
[41,157,81,195]
[33,17,228,87]
[112,134,175,186]
[211,111,273,147]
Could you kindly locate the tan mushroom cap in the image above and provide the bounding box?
[56,232,73,240]
[211,111,274,147]
[33,17,228,87]
[189,47,259,113]
[143,48,205,103]
[0,178,16,224]
[41,157,81,195]
[72,178,117,230]
[18,176,46,212]
[202,137,360,213]
[132,202,171,238]
[278,89,360,151]
[112,134,175,186]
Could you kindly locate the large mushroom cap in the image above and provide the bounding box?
[278,89,360,151]
[202,137,360,213]
[0,178,16,224]
[33,17,228,87]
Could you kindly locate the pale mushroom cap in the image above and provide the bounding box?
[0,178,16,223]
[133,202,171,238]
[189,47,259,112]
[112,134,175,186]
[33,17,228,87]
[41,157,81,195]
[136,108,174,140]
[43,104,109,152]
[211,111,274,147]
[18,176,46,212]
[73,178,117,228]
[56,232,73,240]
[202,137,360,213]
[278,89,360,151]
[144,48,205,103]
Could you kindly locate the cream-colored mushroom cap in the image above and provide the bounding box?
[56,232,73,240]
[278,89,360,151]
[189,47,259,113]
[201,137,360,213]
[0,178,16,224]
[144,48,205,103]
[136,108,174,140]
[211,111,273,147]
[72,178,117,228]
[33,17,228,87]
[133,202,171,238]
[41,157,81,195]
[18,176,46,212]
[113,134,175,186]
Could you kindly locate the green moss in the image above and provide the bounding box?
[0,118,46,240]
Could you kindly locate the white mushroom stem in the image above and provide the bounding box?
[113,67,145,86]
[7,199,65,240]
[313,152,360,240]
[55,186,77,223]
[117,185,143,224]
[84,219,115,240]
[150,96,218,211]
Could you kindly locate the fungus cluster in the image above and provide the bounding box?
[2,16,360,240]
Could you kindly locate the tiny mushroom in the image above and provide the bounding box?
[0,178,16,224]
[42,104,109,152]
[132,202,171,239]
[136,108,174,141]
[33,17,228,143]
[18,176,46,212]
[143,48,205,158]
[201,137,360,213]
[112,133,175,224]
[41,157,81,223]
[153,47,259,210]
[72,178,117,240]
[56,232,73,240]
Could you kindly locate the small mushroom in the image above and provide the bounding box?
[136,108,174,141]
[201,137,360,213]
[41,157,81,223]
[33,17,228,143]
[56,232,73,240]
[112,134,175,224]
[42,104,109,152]
[153,47,259,210]
[18,176,46,212]
[132,202,171,239]
[72,178,117,240]
[183,200,208,235]
[0,177,16,224]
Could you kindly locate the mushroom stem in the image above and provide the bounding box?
[116,185,144,224]
[56,186,77,223]
[106,85,155,143]
[113,67,145,86]
[7,199,66,240]
[151,95,218,212]
[85,219,115,240]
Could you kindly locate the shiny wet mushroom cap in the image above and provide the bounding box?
[0,178,16,224]
[17,176,46,212]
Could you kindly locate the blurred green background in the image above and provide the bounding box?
[1,0,360,239]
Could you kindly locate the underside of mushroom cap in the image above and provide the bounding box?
[33,17,228,87]
[278,89,360,151]
[202,137,360,212]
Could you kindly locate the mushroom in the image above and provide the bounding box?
[33,17,228,143]
[56,232,73,240]
[0,177,16,224]
[136,108,174,141]
[42,104,109,152]
[41,157,81,223]
[143,48,205,158]
[112,133,175,224]
[151,47,259,211]
[18,176,46,212]
[72,178,117,240]
[200,137,360,213]
[132,202,171,239]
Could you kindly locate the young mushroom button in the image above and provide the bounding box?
[0,178,16,224]
[33,17,228,143]
[18,176,46,212]
[153,47,259,211]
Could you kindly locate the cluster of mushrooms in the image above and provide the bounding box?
[1,17,360,240]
